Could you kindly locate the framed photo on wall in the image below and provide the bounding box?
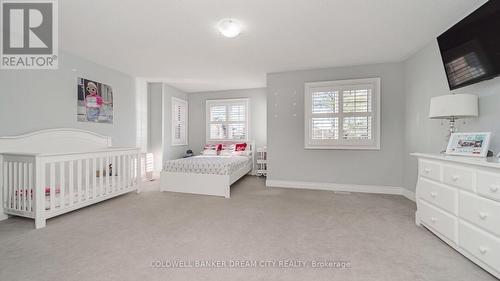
[446,132,491,157]
[77,77,114,124]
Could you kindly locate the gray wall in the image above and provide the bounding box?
[0,50,137,146]
[0,50,137,219]
[163,84,189,161]
[403,40,500,191]
[188,88,267,153]
[146,83,188,166]
[147,83,164,172]
[266,64,405,187]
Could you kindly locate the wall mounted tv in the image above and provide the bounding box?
[437,0,500,90]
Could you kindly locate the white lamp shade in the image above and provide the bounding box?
[429,94,478,119]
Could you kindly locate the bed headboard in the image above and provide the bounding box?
[0,128,112,154]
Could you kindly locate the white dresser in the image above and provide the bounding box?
[413,153,500,278]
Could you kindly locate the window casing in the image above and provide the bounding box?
[206,98,249,142]
[304,78,380,150]
[172,97,188,146]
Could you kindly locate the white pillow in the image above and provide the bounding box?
[220,150,233,156]
[233,150,251,156]
[201,149,217,156]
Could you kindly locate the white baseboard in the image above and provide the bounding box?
[266,179,416,202]
[401,188,416,202]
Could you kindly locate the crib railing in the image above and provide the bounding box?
[1,148,141,228]
[2,154,35,218]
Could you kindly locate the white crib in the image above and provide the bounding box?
[0,129,141,229]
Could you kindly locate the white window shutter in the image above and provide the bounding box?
[206,99,249,142]
[172,97,188,146]
[304,78,380,150]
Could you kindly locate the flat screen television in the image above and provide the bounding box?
[437,0,500,90]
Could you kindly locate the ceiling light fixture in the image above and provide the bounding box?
[217,18,242,38]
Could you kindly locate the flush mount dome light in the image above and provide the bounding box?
[217,18,242,38]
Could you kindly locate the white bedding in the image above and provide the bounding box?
[163,155,252,175]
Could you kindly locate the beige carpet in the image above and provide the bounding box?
[0,176,496,281]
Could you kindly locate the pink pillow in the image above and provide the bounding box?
[235,143,247,151]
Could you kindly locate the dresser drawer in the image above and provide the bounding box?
[477,171,500,202]
[419,200,457,243]
[459,221,500,272]
[419,178,457,214]
[419,160,442,182]
[443,164,474,191]
[460,191,500,236]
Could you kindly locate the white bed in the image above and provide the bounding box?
[160,144,254,198]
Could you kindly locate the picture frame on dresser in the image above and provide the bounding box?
[446,132,491,158]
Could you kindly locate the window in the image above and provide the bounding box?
[206,98,249,141]
[172,97,188,146]
[304,78,380,149]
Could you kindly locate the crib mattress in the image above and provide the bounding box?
[12,188,114,211]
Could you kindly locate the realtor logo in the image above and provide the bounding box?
[1,0,58,69]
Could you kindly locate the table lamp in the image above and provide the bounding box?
[429,93,479,135]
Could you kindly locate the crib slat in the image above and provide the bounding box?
[69,161,74,206]
[99,157,104,196]
[15,163,20,210]
[135,154,138,185]
[77,160,82,204]
[131,154,135,187]
[122,155,126,188]
[126,154,131,187]
[118,155,122,190]
[23,163,28,211]
[59,162,65,208]
[28,163,33,212]
[19,162,23,210]
[8,162,12,210]
[123,155,126,188]
[50,162,56,211]
[3,163,7,210]
[117,155,122,190]
[106,155,111,194]
[92,158,97,199]
[14,162,19,210]
[112,156,116,191]
[121,156,124,189]
[85,159,90,201]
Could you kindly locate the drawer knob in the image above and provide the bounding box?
[490,185,499,193]
[451,175,459,181]
[479,212,488,220]
[424,168,431,174]
[479,246,488,255]
[430,192,437,198]
[430,217,437,223]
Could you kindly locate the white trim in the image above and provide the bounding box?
[266,179,415,202]
[401,188,416,202]
[171,97,188,146]
[304,78,381,150]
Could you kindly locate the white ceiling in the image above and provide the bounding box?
[60,0,487,93]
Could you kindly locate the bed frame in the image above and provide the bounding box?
[160,142,254,198]
[0,128,141,229]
